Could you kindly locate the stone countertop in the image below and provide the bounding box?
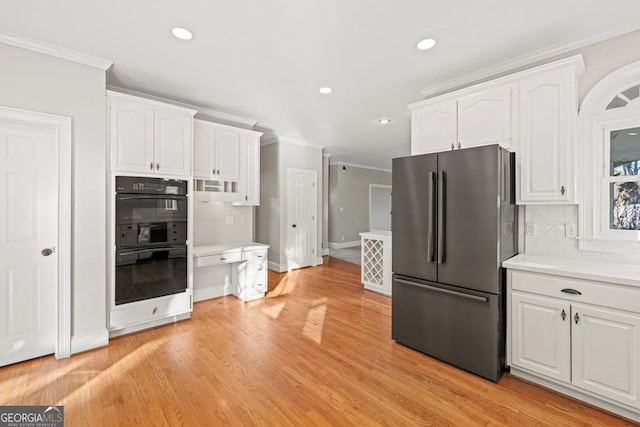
[503,253,640,288]
[193,242,269,257]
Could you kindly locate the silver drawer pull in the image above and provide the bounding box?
[220,257,227,261]
[561,288,582,295]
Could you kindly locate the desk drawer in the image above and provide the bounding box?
[196,250,243,267]
[245,249,267,262]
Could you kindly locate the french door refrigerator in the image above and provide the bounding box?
[391,144,517,382]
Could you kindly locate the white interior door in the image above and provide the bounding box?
[287,168,317,270]
[0,114,60,366]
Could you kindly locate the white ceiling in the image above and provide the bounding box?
[2,1,640,169]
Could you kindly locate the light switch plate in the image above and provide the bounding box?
[565,223,577,238]
[240,216,246,224]
[226,216,234,225]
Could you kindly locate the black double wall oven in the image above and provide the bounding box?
[115,176,188,305]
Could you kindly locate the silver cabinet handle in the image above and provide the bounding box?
[220,257,227,261]
[561,288,582,295]
[217,169,220,175]
[561,185,565,195]
[245,195,248,201]
[212,168,215,176]
[574,312,580,324]
[149,162,154,170]
[156,163,160,170]
[152,307,157,315]
[561,309,566,321]
[451,143,455,150]
[427,171,435,263]
[437,171,445,264]
[457,141,461,149]
[395,278,488,302]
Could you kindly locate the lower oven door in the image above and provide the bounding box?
[115,245,187,305]
[391,274,503,382]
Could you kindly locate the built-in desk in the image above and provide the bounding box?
[193,242,269,302]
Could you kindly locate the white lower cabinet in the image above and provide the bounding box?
[234,249,268,301]
[508,269,640,420]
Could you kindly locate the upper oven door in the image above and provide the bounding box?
[115,194,187,224]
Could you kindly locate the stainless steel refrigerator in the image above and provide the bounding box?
[391,144,517,382]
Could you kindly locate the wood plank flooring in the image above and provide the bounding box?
[0,257,636,426]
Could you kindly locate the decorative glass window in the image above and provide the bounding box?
[606,126,640,230]
[579,61,640,252]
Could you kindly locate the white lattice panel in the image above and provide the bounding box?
[363,239,384,286]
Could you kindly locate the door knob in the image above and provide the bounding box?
[41,248,54,257]
[292,224,297,228]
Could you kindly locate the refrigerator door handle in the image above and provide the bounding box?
[437,171,445,264]
[427,172,435,262]
[395,278,488,303]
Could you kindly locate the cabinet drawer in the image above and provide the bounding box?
[195,250,243,267]
[511,271,640,313]
[245,249,267,262]
[110,292,191,329]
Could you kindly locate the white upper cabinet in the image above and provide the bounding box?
[193,120,240,181]
[109,91,195,176]
[517,59,583,204]
[411,99,457,154]
[236,133,261,206]
[458,85,513,150]
[409,85,513,155]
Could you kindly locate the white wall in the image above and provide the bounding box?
[256,143,280,265]
[193,202,253,245]
[0,43,107,347]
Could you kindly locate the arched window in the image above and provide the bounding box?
[580,62,640,252]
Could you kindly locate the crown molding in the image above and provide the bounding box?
[107,85,257,127]
[330,161,391,173]
[0,31,113,70]
[323,152,332,158]
[261,136,325,150]
[419,19,640,98]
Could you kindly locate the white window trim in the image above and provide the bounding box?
[579,60,640,253]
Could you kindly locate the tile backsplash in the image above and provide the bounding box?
[524,205,640,264]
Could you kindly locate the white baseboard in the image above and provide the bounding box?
[109,313,191,338]
[322,249,330,256]
[329,241,360,249]
[268,260,287,272]
[194,285,230,302]
[71,328,109,354]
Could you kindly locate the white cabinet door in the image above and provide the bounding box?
[572,303,640,409]
[458,85,512,150]
[238,134,260,205]
[110,98,154,173]
[411,99,457,155]
[214,128,240,180]
[518,69,575,203]
[193,121,215,178]
[155,108,192,176]
[511,292,571,382]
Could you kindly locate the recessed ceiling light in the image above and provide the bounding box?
[171,27,193,40]
[629,132,639,136]
[416,38,437,51]
[319,87,332,94]
[377,118,391,125]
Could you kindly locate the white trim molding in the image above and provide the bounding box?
[331,161,391,173]
[0,31,113,70]
[262,136,325,150]
[418,20,640,98]
[0,105,73,360]
[71,329,109,354]
[106,85,258,128]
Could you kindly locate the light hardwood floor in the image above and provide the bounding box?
[0,257,635,426]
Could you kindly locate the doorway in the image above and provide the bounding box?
[287,168,317,270]
[0,106,71,366]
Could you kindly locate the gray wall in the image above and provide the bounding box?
[329,164,392,244]
[322,154,330,255]
[0,43,107,346]
[257,141,323,271]
[256,143,280,265]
